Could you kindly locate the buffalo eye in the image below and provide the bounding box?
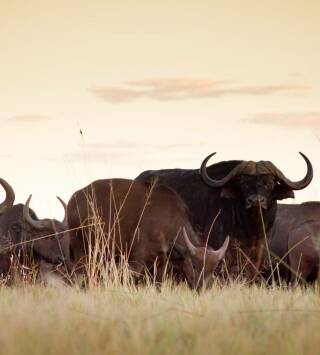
[258,177,275,191]
[220,186,241,199]
[265,181,274,190]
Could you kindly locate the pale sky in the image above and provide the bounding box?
[0,0,320,219]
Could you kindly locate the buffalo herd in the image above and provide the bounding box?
[0,152,318,288]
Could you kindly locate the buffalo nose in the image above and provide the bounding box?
[246,195,267,209]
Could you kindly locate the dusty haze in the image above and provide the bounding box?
[1,0,320,219]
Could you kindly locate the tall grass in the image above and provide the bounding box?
[0,283,320,355]
[1,180,319,354]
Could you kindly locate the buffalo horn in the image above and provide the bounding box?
[208,236,230,261]
[273,152,313,190]
[0,178,15,215]
[23,195,52,230]
[199,153,244,188]
[182,227,197,256]
[57,196,67,226]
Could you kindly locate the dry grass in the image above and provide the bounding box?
[0,282,320,355]
[1,237,319,355]
[1,182,319,355]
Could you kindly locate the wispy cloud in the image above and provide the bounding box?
[8,115,50,123]
[244,112,320,128]
[289,72,305,79]
[89,78,308,103]
[57,141,202,165]
[84,141,199,150]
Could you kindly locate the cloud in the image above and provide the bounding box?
[8,115,50,123]
[56,141,202,165]
[289,72,305,79]
[244,112,320,128]
[89,78,308,103]
[84,141,200,150]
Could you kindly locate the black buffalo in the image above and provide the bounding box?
[268,202,320,283]
[0,178,70,278]
[137,152,313,280]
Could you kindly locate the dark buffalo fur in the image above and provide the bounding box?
[137,160,302,280]
[268,203,320,283]
[0,204,69,277]
[67,178,229,289]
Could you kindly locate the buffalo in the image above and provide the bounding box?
[137,152,313,281]
[67,178,229,289]
[268,202,320,283]
[0,178,70,279]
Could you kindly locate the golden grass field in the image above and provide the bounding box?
[0,183,318,355]
[1,281,320,355]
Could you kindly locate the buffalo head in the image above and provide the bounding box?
[199,152,313,253]
[23,195,70,266]
[177,228,229,290]
[200,152,312,214]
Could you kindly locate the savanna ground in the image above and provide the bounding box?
[1,183,318,355]
[1,280,320,355]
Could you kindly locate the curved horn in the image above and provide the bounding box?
[182,227,197,256]
[274,152,313,190]
[57,196,67,226]
[0,178,15,215]
[23,195,51,230]
[199,153,244,188]
[209,236,230,261]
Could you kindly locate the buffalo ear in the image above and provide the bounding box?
[273,184,295,200]
[220,186,241,199]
